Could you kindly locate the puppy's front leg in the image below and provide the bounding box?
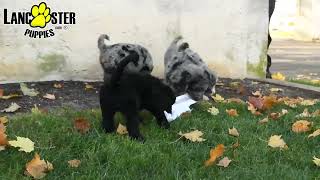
[101,108,116,133]
[153,110,170,129]
[125,111,145,142]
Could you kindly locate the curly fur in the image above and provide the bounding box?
[99,51,176,141]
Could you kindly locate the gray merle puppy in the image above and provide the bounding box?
[100,50,176,142]
[98,34,153,82]
[164,36,218,101]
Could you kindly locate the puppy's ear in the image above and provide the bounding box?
[178,42,189,52]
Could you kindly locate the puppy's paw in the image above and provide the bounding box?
[159,121,170,129]
[103,127,115,133]
[130,134,145,142]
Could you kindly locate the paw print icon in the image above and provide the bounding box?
[30,2,51,28]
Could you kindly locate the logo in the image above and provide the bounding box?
[3,2,76,38]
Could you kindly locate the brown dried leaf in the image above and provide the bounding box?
[0,116,8,124]
[68,159,81,168]
[43,94,55,100]
[25,153,53,179]
[292,120,312,133]
[232,140,240,149]
[85,83,95,90]
[217,157,232,168]
[252,91,262,97]
[0,89,4,97]
[0,94,22,100]
[53,83,63,89]
[258,117,269,124]
[74,118,91,134]
[237,84,246,95]
[248,96,264,110]
[226,109,239,117]
[116,123,128,135]
[268,135,288,149]
[269,112,281,120]
[204,144,225,167]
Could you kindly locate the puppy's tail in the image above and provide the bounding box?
[110,51,139,87]
[98,34,110,51]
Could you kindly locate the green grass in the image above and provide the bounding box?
[289,79,320,87]
[1,101,320,180]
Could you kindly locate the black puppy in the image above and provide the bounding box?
[99,51,176,141]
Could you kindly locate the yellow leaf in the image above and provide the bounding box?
[53,83,63,89]
[296,108,311,118]
[308,129,320,138]
[212,94,224,102]
[0,116,8,124]
[300,99,317,106]
[20,83,39,96]
[85,83,95,90]
[43,93,55,100]
[25,153,53,179]
[258,117,269,124]
[204,144,225,167]
[270,88,284,92]
[272,72,286,81]
[178,130,206,142]
[116,123,128,135]
[313,157,320,167]
[228,127,239,137]
[226,109,239,117]
[312,110,320,117]
[68,159,81,168]
[217,157,232,168]
[208,107,219,116]
[1,103,21,113]
[292,120,312,133]
[0,94,22,100]
[9,136,34,153]
[268,135,288,149]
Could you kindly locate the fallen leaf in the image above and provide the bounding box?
[204,144,225,167]
[43,94,55,100]
[68,159,81,168]
[0,94,22,100]
[53,83,63,89]
[216,82,224,86]
[208,107,219,116]
[313,157,320,167]
[281,109,289,115]
[308,129,320,138]
[269,112,281,120]
[237,84,246,95]
[217,157,232,168]
[0,126,8,150]
[312,110,320,117]
[247,102,262,116]
[296,108,311,118]
[25,153,53,179]
[262,96,278,110]
[268,135,287,149]
[0,116,8,124]
[0,89,4,97]
[292,120,312,133]
[116,123,128,135]
[232,140,240,149]
[258,117,269,124]
[85,83,95,90]
[212,94,224,102]
[300,99,317,106]
[1,103,21,113]
[252,91,262,97]
[272,72,286,81]
[270,88,284,92]
[9,136,34,153]
[248,96,264,110]
[178,130,206,142]
[228,127,239,137]
[226,109,239,117]
[20,83,39,96]
[74,118,91,134]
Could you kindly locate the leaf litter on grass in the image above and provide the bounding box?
[25,153,53,179]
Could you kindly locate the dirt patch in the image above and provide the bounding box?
[0,78,319,115]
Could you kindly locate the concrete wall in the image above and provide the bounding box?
[0,0,268,83]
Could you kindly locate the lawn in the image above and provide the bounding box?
[1,100,320,179]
